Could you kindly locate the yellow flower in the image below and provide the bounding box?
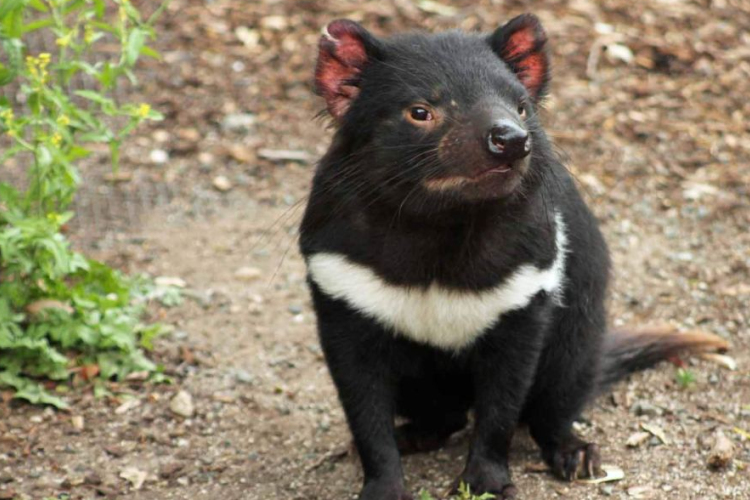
[7,130,17,138]
[56,33,72,47]
[137,103,151,118]
[1,109,14,123]
[57,115,71,126]
[51,133,63,146]
[84,25,95,44]
[25,53,51,84]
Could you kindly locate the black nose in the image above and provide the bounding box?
[487,121,530,161]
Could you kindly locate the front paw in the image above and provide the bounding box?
[358,480,413,500]
[451,459,517,499]
[544,438,602,481]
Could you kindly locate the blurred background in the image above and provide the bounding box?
[1,0,749,499]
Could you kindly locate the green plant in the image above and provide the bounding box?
[419,483,496,500]
[675,367,696,389]
[0,0,169,408]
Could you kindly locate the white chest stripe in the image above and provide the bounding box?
[308,213,567,351]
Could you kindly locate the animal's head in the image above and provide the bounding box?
[314,14,553,211]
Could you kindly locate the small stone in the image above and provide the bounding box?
[169,390,195,418]
[627,486,658,499]
[600,484,614,496]
[153,130,170,142]
[198,152,215,166]
[288,304,303,314]
[213,175,233,192]
[234,267,262,281]
[631,400,662,417]
[159,462,185,479]
[71,415,84,431]
[235,27,260,49]
[155,276,187,288]
[260,16,288,30]
[707,431,734,470]
[221,113,256,132]
[234,370,255,385]
[104,444,127,458]
[84,472,102,485]
[119,467,148,490]
[150,149,169,164]
[115,398,141,415]
[626,431,651,448]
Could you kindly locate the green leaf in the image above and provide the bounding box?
[124,28,147,66]
[21,18,54,34]
[0,0,25,20]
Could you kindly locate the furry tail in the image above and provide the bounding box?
[600,324,729,388]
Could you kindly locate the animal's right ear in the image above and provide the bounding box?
[315,19,379,121]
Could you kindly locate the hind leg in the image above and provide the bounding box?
[395,374,471,454]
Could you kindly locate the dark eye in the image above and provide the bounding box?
[518,103,527,117]
[410,106,433,121]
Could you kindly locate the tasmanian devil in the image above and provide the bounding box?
[298,14,728,500]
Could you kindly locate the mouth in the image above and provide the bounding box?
[423,163,514,192]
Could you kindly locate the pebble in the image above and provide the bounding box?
[170,390,195,418]
[234,369,255,385]
[234,266,262,281]
[153,130,170,142]
[631,400,663,417]
[221,113,256,132]
[150,149,169,164]
[198,152,215,166]
[707,430,735,470]
[600,484,614,496]
[71,415,84,431]
[260,15,288,30]
[212,175,233,192]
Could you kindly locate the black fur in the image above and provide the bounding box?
[300,16,641,500]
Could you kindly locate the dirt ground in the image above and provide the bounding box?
[1,0,750,499]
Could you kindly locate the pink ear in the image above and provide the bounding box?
[315,20,372,120]
[490,14,550,100]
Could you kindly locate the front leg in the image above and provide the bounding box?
[454,305,549,499]
[311,285,411,500]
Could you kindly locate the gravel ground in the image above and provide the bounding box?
[1,0,749,499]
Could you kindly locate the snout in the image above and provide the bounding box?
[487,119,530,162]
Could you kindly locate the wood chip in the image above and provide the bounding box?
[627,485,658,499]
[640,423,670,445]
[626,431,651,448]
[257,148,314,163]
[579,464,625,484]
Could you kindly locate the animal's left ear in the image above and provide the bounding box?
[489,14,550,101]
